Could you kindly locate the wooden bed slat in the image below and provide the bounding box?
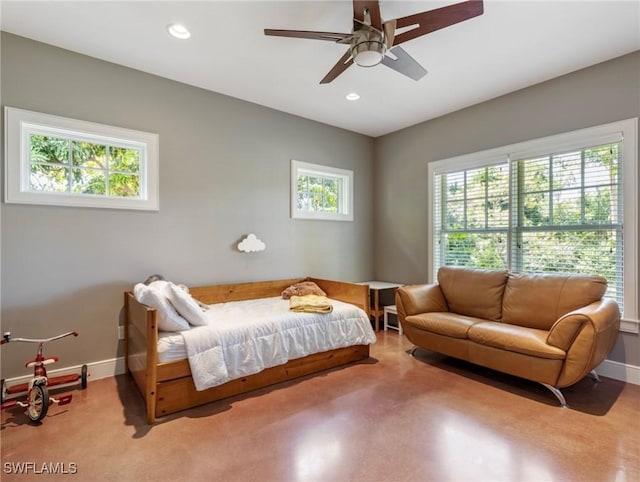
[311,278,370,315]
[125,291,158,424]
[188,278,305,304]
[155,345,369,418]
[157,359,191,382]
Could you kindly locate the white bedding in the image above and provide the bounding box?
[158,296,376,391]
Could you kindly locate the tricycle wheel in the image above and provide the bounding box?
[27,384,49,422]
[81,365,88,389]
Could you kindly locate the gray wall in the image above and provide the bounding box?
[0,33,375,377]
[374,51,640,367]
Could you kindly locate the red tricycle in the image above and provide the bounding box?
[1,331,88,423]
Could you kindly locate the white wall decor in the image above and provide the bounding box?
[237,234,266,253]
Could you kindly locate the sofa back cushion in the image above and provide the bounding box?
[437,267,508,322]
[502,272,607,329]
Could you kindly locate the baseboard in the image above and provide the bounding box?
[597,359,640,385]
[4,356,637,388]
[3,357,126,387]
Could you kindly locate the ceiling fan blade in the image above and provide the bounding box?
[391,0,484,46]
[353,0,383,31]
[264,29,352,43]
[381,46,427,81]
[383,19,396,49]
[320,50,354,84]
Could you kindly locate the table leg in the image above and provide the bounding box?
[374,289,380,331]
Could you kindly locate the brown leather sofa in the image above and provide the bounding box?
[395,266,620,406]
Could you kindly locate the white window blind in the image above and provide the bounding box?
[511,142,623,303]
[434,162,510,270]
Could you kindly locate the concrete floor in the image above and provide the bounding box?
[2,331,639,482]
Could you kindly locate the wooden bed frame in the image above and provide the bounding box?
[124,277,371,424]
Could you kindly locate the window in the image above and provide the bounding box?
[291,160,353,221]
[428,119,638,332]
[5,107,159,210]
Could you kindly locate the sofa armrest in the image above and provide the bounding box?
[546,312,590,352]
[547,299,620,350]
[551,298,620,387]
[395,284,449,321]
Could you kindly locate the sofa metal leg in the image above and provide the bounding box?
[408,346,419,357]
[540,383,567,407]
[588,369,601,383]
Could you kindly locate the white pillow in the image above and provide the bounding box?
[147,280,172,295]
[133,283,191,332]
[167,284,208,327]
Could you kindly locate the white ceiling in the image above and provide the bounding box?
[1,1,639,137]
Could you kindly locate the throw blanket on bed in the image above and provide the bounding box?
[289,295,333,313]
[180,296,376,391]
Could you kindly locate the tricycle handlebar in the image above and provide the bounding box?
[1,331,78,345]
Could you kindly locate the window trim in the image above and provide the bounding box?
[427,118,638,333]
[4,106,159,211]
[290,160,354,221]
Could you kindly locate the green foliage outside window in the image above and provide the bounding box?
[29,135,140,198]
[443,164,510,269]
[296,174,340,213]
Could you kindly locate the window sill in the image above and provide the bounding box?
[620,318,640,334]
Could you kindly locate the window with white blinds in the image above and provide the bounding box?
[429,119,638,330]
[513,143,623,303]
[434,162,510,269]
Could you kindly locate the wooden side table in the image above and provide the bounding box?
[357,281,403,331]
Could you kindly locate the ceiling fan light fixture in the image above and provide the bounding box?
[351,41,385,67]
[167,23,191,40]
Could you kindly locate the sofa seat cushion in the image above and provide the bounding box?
[405,312,484,339]
[467,322,566,360]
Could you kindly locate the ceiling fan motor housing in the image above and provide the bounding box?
[350,28,386,67]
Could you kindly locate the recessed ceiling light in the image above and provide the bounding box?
[167,23,191,40]
[346,92,360,101]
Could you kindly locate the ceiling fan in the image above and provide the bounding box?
[264,0,484,84]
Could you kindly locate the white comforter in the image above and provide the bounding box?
[179,296,376,391]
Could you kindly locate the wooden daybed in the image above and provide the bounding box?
[124,277,371,424]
